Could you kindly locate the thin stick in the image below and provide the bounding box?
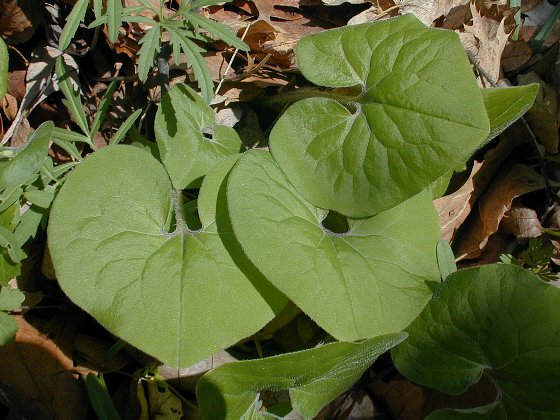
[214,23,251,97]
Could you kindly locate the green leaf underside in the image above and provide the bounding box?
[197,333,406,419]
[48,146,285,368]
[270,14,490,217]
[392,264,560,417]
[155,84,242,190]
[482,84,539,141]
[227,150,440,341]
[0,37,8,100]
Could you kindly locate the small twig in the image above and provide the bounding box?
[214,22,251,96]
[7,44,29,66]
[466,50,498,87]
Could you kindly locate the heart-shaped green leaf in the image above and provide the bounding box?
[197,333,406,419]
[48,146,285,368]
[155,84,242,190]
[482,84,539,142]
[227,150,440,341]
[392,264,560,418]
[270,14,490,217]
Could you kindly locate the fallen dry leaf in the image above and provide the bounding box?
[369,372,498,419]
[434,126,528,243]
[454,164,545,260]
[461,2,509,84]
[502,41,533,73]
[502,201,543,239]
[435,161,483,242]
[396,0,470,25]
[0,314,89,419]
[0,0,42,44]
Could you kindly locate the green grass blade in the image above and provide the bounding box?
[109,109,142,145]
[59,0,89,51]
[532,2,560,52]
[510,0,521,41]
[182,10,248,51]
[183,0,234,10]
[137,26,161,81]
[84,373,122,420]
[55,58,90,137]
[90,81,117,136]
[88,15,107,29]
[93,0,102,19]
[107,0,123,43]
[171,29,214,102]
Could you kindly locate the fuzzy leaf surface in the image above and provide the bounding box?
[392,264,560,417]
[48,147,285,368]
[270,14,490,217]
[155,84,242,189]
[227,150,440,341]
[197,333,406,419]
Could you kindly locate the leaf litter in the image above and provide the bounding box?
[1,0,560,418]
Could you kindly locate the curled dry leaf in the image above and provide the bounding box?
[461,2,508,84]
[502,201,543,239]
[454,164,545,260]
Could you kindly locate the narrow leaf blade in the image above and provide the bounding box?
[59,0,89,51]
[136,26,161,81]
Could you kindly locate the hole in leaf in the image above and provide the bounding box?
[183,199,202,231]
[169,190,201,233]
[321,210,350,235]
[201,127,213,140]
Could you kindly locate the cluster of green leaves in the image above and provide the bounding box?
[60,0,248,102]
[44,14,558,418]
[501,237,558,282]
[51,57,142,153]
[0,121,73,342]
